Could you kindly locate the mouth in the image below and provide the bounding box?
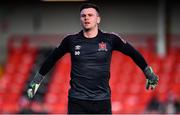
[84,22,90,25]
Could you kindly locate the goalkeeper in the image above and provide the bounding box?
[27,3,158,114]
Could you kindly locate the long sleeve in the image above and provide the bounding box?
[32,36,70,84]
[112,34,148,71]
[39,36,70,76]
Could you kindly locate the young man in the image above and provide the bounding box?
[27,3,158,114]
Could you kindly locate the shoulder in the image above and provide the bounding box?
[101,30,127,43]
[61,32,80,43]
[101,30,121,38]
[64,32,79,39]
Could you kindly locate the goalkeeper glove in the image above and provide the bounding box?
[143,66,159,90]
[27,82,40,99]
[27,72,44,99]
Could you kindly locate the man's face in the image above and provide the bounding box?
[80,8,101,30]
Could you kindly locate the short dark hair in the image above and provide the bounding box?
[79,3,100,15]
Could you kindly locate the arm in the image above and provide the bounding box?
[27,36,70,98]
[112,34,158,90]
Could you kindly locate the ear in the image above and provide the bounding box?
[97,16,101,24]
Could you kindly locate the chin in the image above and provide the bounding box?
[83,27,91,31]
[84,28,91,32]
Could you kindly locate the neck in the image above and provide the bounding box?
[83,27,98,38]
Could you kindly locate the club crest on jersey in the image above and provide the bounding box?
[98,42,108,51]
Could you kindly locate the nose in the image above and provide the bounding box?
[84,17,87,21]
[84,15,89,20]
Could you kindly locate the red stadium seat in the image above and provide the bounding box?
[2,102,19,114]
[0,42,37,114]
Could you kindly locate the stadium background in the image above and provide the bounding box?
[0,0,179,114]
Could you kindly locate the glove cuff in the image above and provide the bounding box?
[32,72,44,84]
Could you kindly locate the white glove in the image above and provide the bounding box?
[27,72,44,98]
[27,83,40,99]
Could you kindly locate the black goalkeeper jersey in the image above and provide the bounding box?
[39,30,148,100]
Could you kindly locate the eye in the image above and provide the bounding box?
[88,14,93,17]
[81,14,86,18]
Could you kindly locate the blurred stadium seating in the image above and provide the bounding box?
[0,35,179,114]
[0,39,38,113]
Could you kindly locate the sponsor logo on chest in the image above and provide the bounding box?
[74,45,81,55]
